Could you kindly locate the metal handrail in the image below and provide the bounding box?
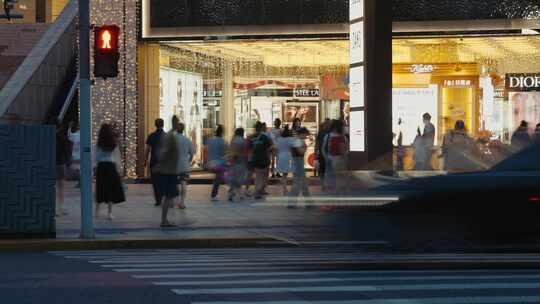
[57,73,79,122]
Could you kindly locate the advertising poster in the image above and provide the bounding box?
[392,86,438,146]
[283,103,318,124]
[349,66,365,108]
[283,103,318,166]
[160,67,204,167]
[249,97,274,127]
[350,111,365,152]
[349,21,364,65]
[509,92,540,135]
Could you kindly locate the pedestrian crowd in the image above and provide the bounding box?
[54,110,540,226]
[396,112,540,173]
[140,116,350,227]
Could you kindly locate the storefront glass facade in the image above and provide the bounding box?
[154,34,540,171]
[157,40,349,168]
[130,0,540,176]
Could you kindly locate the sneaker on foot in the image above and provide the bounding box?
[178,203,186,209]
[108,213,115,220]
[211,197,219,202]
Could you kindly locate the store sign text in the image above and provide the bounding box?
[410,64,434,74]
[294,88,320,97]
[494,88,505,98]
[444,79,471,87]
[203,90,223,98]
[506,74,540,91]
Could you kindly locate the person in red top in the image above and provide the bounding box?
[326,120,349,193]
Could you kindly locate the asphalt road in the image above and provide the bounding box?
[5,247,540,303]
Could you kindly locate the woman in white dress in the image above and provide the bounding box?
[275,126,294,195]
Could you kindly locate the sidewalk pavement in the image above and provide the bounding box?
[1,171,459,252]
[55,181,347,242]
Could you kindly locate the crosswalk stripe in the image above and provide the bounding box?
[99,258,540,268]
[132,270,540,279]
[116,266,540,273]
[58,252,540,259]
[171,282,540,295]
[91,258,247,263]
[153,274,540,286]
[134,270,363,279]
[84,253,365,260]
[51,248,369,256]
[59,250,369,258]
[99,260,406,268]
[87,255,540,263]
[190,297,540,304]
[115,266,330,273]
[60,252,365,259]
[90,256,368,264]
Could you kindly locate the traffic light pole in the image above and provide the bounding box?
[79,0,94,239]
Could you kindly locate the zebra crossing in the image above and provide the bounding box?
[51,247,540,303]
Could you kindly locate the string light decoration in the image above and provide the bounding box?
[91,0,138,178]
[392,37,540,75]
[162,43,350,80]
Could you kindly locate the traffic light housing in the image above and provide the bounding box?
[93,25,120,78]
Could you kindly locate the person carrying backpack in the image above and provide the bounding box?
[248,121,274,199]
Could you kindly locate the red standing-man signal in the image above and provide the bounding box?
[94,25,120,78]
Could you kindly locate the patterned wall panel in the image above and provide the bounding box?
[0,124,55,237]
[393,0,540,21]
[148,0,540,28]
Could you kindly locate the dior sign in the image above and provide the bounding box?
[506,74,540,91]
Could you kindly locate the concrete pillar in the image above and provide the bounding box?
[349,0,393,170]
[220,61,235,140]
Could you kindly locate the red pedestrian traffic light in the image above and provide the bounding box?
[93,25,120,78]
[94,25,119,52]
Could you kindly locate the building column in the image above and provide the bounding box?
[349,0,393,170]
[137,42,161,178]
[220,61,235,140]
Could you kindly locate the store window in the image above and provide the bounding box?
[393,36,540,171]
[158,40,348,169]
[155,35,540,171]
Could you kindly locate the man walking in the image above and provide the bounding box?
[248,121,273,200]
[157,116,180,227]
[289,127,311,207]
[315,119,331,183]
[144,118,165,206]
[207,125,227,201]
[269,118,282,178]
[421,113,435,170]
[175,122,196,209]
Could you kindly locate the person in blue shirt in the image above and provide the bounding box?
[144,118,165,206]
